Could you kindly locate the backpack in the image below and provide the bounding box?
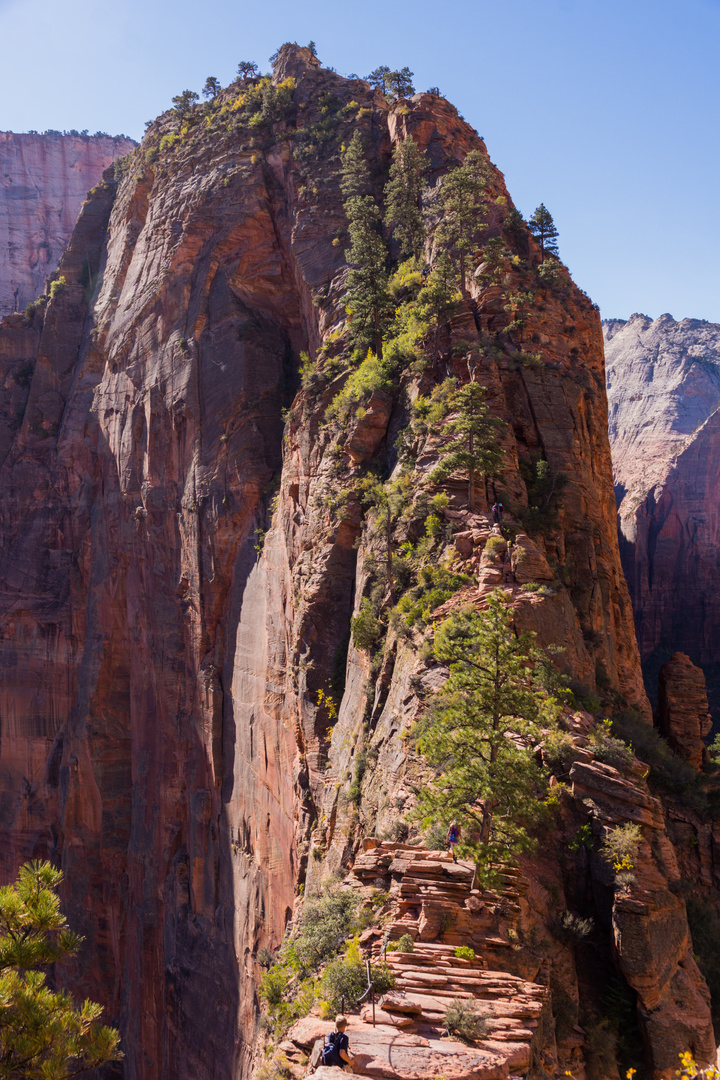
[321,1031,343,1067]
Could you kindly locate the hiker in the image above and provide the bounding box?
[321,1015,353,1070]
[503,541,515,583]
[492,501,504,525]
[446,820,461,863]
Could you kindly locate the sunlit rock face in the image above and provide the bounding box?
[605,314,720,712]
[0,131,136,315]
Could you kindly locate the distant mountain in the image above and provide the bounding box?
[605,312,720,712]
[0,131,136,315]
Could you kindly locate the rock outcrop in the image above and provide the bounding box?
[605,314,720,712]
[0,45,698,1080]
[657,652,712,769]
[0,131,136,315]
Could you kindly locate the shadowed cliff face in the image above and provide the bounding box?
[605,314,720,713]
[0,45,676,1080]
[0,132,136,316]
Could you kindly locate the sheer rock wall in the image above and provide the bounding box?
[0,47,698,1080]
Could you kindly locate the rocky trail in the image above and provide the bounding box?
[281,844,549,1080]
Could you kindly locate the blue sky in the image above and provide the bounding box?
[1,0,718,322]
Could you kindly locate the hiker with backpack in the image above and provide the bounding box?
[446,820,461,863]
[321,1016,353,1070]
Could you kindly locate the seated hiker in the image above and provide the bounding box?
[321,1015,353,1070]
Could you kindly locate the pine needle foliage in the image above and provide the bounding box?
[428,382,506,510]
[384,138,427,260]
[436,150,490,296]
[341,134,393,355]
[0,861,122,1080]
[413,590,564,885]
[528,204,559,258]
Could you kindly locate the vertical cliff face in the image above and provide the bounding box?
[605,313,720,711]
[0,132,136,315]
[1,45,705,1080]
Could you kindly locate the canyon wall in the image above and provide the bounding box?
[605,313,720,712]
[0,131,136,316]
[0,46,710,1080]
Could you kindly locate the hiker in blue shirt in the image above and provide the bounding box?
[446,820,461,863]
[321,1016,353,1070]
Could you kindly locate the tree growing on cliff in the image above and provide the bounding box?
[171,89,199,118]
[384,138,427,260]
[429,382,505,510]
[237,61,260,80]
[366,66,415,98]
[416,252,462,364]
[202,77,221,100]
[413,590,564,885]
[0,861,121,1080]
[528,204,559,258]
[341,133,393,356]
[436,151,490,297]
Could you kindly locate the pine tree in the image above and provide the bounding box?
[436,150,489,297]
[528,204,559,258]
[341,134,392,355]
[384,138,427,260]
[340,131,372,200]
[202,77,221,100]
[0,862,122,1080]
[366,67,414,98]
[237,61,260,80]
[385,67,415,98]
[413,590,563,884]
[171,90,199,118]
[366,66,391,92]
[429,381,505,510]
[417,252,462,363]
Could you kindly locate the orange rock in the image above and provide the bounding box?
[657,652,712,769]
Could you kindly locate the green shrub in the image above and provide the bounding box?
[258,965,290,1006]
[550,911,594,945]
[319,938,395,1016]
[611,710,705,810]
[351,599,382,653]
[589,719,634,772]
[326,349,399,423]
[423,822,448,850]
[348,751,367,805]
[542,730,581,772]
[454,946,475,960]
[319,956,366,1016]
[395,933,414,953]
[49,275,67,300]
[292,888,360,973]
[254,1050,294,1080]
[395,563,470,628]
[600,823,642,890]
[444,998,488,1043]
[484,535,505,559]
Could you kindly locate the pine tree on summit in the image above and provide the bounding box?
[528,204,559,258]
[341,133,392,356]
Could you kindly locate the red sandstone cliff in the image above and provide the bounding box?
[0,46,708,1080]
[605,314,720,710]
[0,131,136,315]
